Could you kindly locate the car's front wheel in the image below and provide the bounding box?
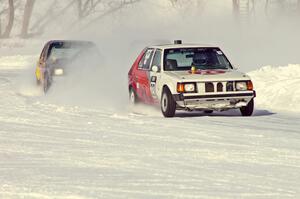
[161,88,176,118]
[240,99,254,116]
[36,78,40,85]
[43,73,50,93]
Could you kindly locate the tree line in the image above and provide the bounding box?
[0,0,299,39]
[0,0,140,38]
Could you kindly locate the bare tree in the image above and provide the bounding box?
[0,0,142,38]
[78,0,83,18]
[233,0,255,25]
[0,21,1,36]
[80,0,141,29]
[21,0,35,38]
[29,0,76,36]
[1,0,14,38]
[78,0,102,19]
[265,0,300,18]
[169,0,178,6]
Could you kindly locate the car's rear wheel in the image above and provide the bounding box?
[240,99,254,116]
[161,88,176,118]
[129,87,138,105]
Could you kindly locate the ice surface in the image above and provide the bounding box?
[0,55,299,198]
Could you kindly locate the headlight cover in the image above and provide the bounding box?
[184,83,195,92]
[236,81,247,91]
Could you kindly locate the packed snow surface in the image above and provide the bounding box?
[0,55,300,198]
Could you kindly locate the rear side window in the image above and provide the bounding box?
[138,48,154,70]
[151,49,162,69]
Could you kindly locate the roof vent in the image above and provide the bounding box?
[174,40,182,44]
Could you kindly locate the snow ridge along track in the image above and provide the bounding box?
[0,55,300,198]
[249,64,300,112]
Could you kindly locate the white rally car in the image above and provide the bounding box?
[128,41,256,117]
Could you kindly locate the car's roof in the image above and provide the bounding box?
[150,43,219,50]
[47,40,94,45]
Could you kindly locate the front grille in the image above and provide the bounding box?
[203,81,236,93]
[217,82,223,92]
[226,81,234,92]
[205,82,214,92]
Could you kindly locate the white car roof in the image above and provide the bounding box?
[150,44,218,50]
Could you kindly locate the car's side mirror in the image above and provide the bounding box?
[152,65,159,73]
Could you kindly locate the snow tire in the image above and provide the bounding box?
[240,99,254,116]
[161,87,176,118]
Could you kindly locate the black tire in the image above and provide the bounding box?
[129,87,139,105]
[161,87,176,118]
[240,99,254,116]
[36,78,40,85]
[204,110,213,114]
[43,73,50,93]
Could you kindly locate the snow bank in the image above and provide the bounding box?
[0,55,37,70]
[249,64,300,113]
[1,54,300,113]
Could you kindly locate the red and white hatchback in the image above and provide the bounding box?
[128,41,256,117]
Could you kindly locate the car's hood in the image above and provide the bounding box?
[164,69,250,82]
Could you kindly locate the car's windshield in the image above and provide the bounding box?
[164,48,232,71]
[48,42,94,61]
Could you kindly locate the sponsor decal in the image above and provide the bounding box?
[188,70,226,75]
[150,76,157,98]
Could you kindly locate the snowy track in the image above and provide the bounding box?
[0,56,300,198]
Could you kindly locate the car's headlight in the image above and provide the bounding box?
[54,68,64,76]
[177,83,197,93]
[236,81,247,91]
[184,83,195,92]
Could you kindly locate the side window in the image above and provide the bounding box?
[138,48,154,70]
[151,49,162,71]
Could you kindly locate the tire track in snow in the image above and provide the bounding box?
[1,58,300,198]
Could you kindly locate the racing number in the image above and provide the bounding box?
[149,49,162,99]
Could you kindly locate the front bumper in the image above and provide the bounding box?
[173,91,256,110]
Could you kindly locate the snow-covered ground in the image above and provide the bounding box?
[0,55,300,198]
[249,64,300,112]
